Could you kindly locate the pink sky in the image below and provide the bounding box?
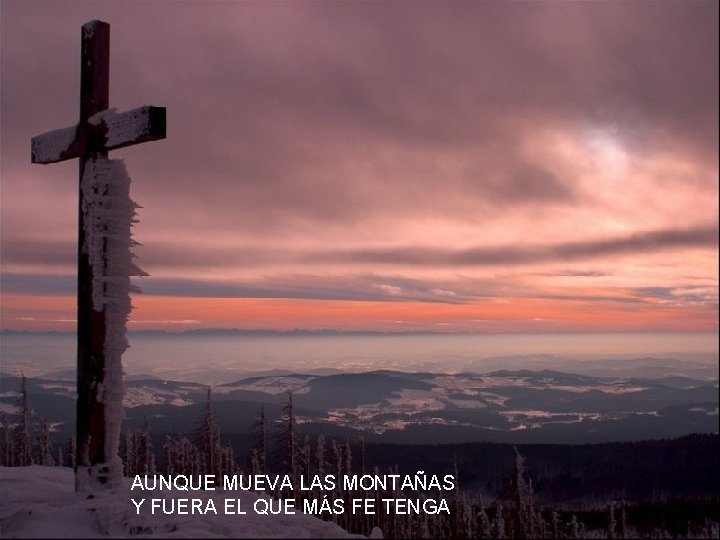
[1,1,717,333]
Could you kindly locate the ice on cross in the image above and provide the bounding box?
[30,20,166,491]
[79,155,146,487]
[31,106,166,164]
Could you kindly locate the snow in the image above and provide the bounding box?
[82,20,102,40]
[89,106,160,149]
[446,399,486,409]
[215,377,313,396]
[0,403,17,415]
[122,387,198,409]
[80,156,146,487]
[0,467,362,538]
[689,406,719,415]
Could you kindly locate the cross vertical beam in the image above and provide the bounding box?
[77,20,110,486]
[31,19,166,491]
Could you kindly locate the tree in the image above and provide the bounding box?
[478,500,491,538]
[1,412,11,466]
[194,388,221,475]
[315,433,326,476]
[218,443,236,478]
[493,502,506,539]
[37,417,54,466]
[12,373,33,466]
[164,433,196,475]
[250,406,266,475]
[357,436,366,476]
[607,501,617,540]
[569,514,581,539]
[279,392,297,480]
[299,434,311,480]
[66,436,77,469]
[510,448,537,538]
[125,418,155,476]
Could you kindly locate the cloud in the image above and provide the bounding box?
[306,225,718,267]
[1,1,717,332]
[3,225,716,275]
[2,1,716,237]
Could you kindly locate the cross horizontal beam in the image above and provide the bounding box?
[31,105,166,164]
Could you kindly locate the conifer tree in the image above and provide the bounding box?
[218,443,236,477]
[607,501,617,540]
[1,412,10,466]
[478,500,491,538]
[331,439,342,478]
[125,430,136,475]
[511,448,536,538]
[13,374,33,466]
[358,436,366,475]
[66,436,76,469]
[300,434,311,479]
[252,406,266,474]
[164,433,195,475]
[315,433,326,476]
[279,392,297,479]
[139,418,156,474]
[37,417,54,466]
[194,388,221,475]
[343,440,353,477]
[551,510,560,539]
[493,502,505,539]
[569,514,581,539]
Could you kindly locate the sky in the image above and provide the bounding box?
[1,0,718,334]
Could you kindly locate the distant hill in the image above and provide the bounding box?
[1,369,717,445]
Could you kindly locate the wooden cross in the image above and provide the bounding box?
[31,20,165,489]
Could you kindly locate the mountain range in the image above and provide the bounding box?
[1,368,717,445]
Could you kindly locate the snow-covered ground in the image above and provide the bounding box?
[0,467,363,538]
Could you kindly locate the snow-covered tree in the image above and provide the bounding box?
[1,412,11,466]
[343,440,353,477]
[251,406,266,475]
[569,514,581,539]
[218,443,236,478]
[478,500,491,538]
[510,448,537,538]
[194,389,221,476]
[279,392,297,480]
[607,501,617,540]
[13,374,33,466]
[315,434,326,476]
[299,434,311,479]
[37,418,54,466]
[331,439,342,478]
[551,510,560,539]
[125,419,155,476]
[619,501,627,539]
[493,502,505,539]
[163,433,196,475]
[66,436,76,469]
[358,436,366,476]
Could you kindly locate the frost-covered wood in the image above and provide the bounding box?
[31,125,79,164]
[76,155,146,488]
[30,19,166,492]
[90,106,166,151]
[31,106,165,164]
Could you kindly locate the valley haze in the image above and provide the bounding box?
[1,330,716,384]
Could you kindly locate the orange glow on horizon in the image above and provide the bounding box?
[2,293,716,333]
